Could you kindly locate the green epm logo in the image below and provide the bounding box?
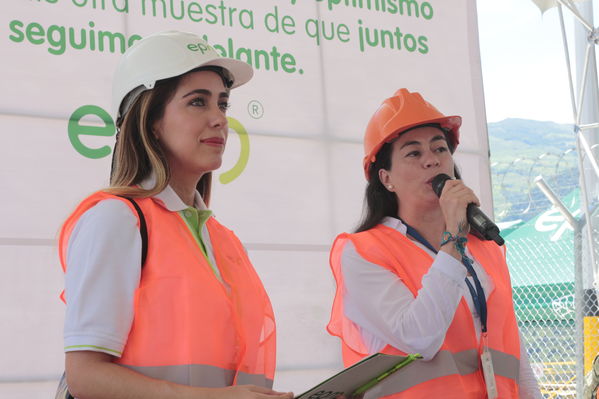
[68,105,250,184]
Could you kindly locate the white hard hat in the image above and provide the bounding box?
[112,30,253,122]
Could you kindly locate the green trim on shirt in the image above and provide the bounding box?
[178,207,220,277]
[65,345,122,355]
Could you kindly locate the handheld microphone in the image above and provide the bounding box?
[431,173,505,246]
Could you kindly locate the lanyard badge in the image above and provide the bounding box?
[481,334,498,399]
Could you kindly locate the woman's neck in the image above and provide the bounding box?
[168,172,201,207]
[399,205,446,251]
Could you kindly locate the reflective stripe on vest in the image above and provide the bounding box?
[326,224,521,398]
[59,192,276,388]
[372,348,519,397]
[124,364,273,388]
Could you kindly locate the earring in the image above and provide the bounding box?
[387,185,394,190]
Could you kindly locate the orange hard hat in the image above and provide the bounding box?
[363,88,461,179]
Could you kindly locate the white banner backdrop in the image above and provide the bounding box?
[0,0,491,393]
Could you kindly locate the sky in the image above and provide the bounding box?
[477,0,586,124]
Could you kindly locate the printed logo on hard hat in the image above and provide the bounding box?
[186,42,215,55]
[68,105,250,184]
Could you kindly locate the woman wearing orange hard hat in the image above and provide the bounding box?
[327,89,542,398]
[56,31,293,399]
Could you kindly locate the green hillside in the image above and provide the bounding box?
[487,118,578,223]
[489,118,575,162]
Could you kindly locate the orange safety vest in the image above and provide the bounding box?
[327,224,520,398]
[59,192,276,387]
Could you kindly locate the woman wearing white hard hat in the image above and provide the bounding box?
[326,89,542,398]
[57,31,292,399]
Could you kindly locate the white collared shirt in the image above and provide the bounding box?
[63,184,218,356]
[341,217,541,398]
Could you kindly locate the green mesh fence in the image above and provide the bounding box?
[506,234,578,398]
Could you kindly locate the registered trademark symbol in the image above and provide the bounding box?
[247,100,264,119]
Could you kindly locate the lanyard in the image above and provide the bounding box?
[403,222,488,333]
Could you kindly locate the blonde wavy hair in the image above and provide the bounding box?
[106,72,212,205]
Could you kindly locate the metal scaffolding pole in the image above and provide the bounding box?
[554,0,599,396]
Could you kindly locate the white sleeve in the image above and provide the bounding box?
[64,199,142,357]
[518,330,543,398]
[341,240,468,360]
